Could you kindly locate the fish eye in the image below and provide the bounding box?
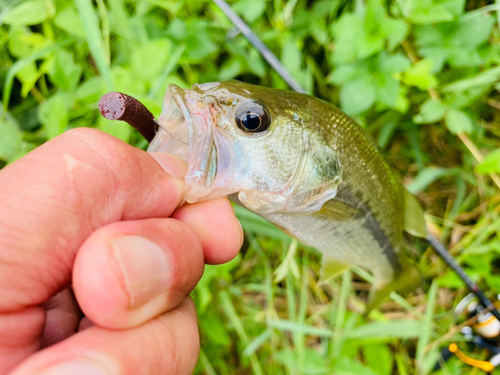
[235,102,270,133]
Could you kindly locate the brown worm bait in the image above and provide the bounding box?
[98,92,158,142]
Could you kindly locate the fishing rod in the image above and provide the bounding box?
[212,0,500,322]
[212,0,305,94]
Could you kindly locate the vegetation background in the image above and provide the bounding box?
[1,0,500,373]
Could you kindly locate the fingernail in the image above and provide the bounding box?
[38,361,105,375]
[112,236,169,308]
[236,218,244,249]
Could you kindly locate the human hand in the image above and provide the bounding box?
[0,128,243,374]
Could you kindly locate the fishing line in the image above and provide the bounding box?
[213,0,500,321]
[155,120,189,145]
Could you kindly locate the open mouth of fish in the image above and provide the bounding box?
[148,85,191,162]
[148,84,227,204]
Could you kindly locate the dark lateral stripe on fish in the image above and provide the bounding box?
[338,183,401,273]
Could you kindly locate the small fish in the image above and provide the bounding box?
[148,81,427,307]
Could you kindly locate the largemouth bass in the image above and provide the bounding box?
[148,81,427,306]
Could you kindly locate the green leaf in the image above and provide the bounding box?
[49,49,82,91]
[445,108,474,134]
[131,39,172,84]
[402,59,437,90]
[415,14,494,69]
[174,20,219,63]
[76,76,106,105]
[404,0,464,25]
[199,315,232,346]
[309,18,328,45]
[0,114,23,162]
[331,53,410,114]
[377,52,411,73]
[475,149,500,174]
[383,19,408,50]
[374,75,400,109]
[413,99,445,124]
[281,39,302,78]
[328,64,361,85]
[3,0,52,26]
[3,40,72,110]
[233,0,266,23]
[454,15,495,48]
[112,66,147,95]
[7,28,45,59]
[98,116,131,143]
[148,44,186,98]
[245,48,266,78]
[301,348,329,374]
[332,357,379,375]
[166,18,186,40]
[54,6,86,39]
[362,344,393,375]
[331,14,379,63]
[16,62,39,98]
[274,240,300,283]
[406,167,451,194]
[436,270,465,288]
[38,93,70,139]
[339,77,376,115]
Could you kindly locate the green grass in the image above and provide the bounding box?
[2,0,500,373]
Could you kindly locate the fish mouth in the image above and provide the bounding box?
[148,84,220,204]
[148,85,191,161]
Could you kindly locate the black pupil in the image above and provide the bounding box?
[235,102,270,133]
[242,112,261,130]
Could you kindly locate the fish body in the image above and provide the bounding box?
[148,81,425,303]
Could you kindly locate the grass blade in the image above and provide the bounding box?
[75,0,113,90]
[268,319,333,337]
[443,65,500,92]
[2,40,72,109]
[416,280,438,374]
[243,328,272,357]
[148,44,186,98]
[199,349,217,375]
[345,320,423,340]
[331,269,351,358]
[220,291,263,375]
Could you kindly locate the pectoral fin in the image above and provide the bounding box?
[403,188,427,238]
[320,255,351,282]
[317,199,363,222]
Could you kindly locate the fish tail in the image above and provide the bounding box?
[366,252,421,313]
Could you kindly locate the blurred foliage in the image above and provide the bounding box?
[2,0,500,373]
